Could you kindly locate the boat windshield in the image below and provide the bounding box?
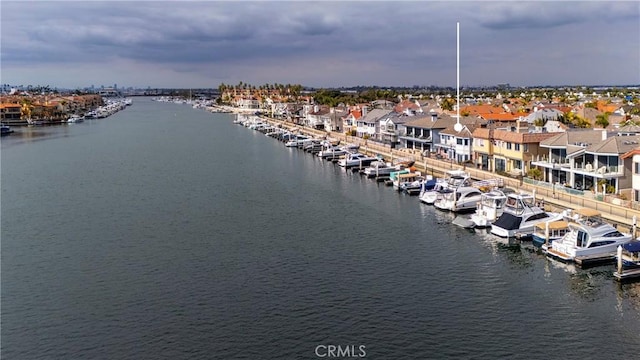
[505,196,533,215]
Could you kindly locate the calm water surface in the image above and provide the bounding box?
[2,98,639,359]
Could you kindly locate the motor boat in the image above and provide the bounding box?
[543,208,633,262]
[419,169,470,205]
[490,192,563,238]
[467,188,515,228]
[433,186,484,212]
[531,220,570,247]
[338,153,377,168]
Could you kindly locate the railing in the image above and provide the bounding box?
[259,116,640,229]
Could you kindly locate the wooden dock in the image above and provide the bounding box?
[613,267,640,281]
[574,253,616,267]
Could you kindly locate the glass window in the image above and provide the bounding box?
[515,143,521,151]
[507,142,512,150]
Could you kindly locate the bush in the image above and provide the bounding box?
[527,168,543,180]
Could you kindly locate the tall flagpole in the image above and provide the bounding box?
[455,22,462,132]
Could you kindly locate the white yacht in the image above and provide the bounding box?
[363,160,398,178]
[317,146,348,159]
[468,188,514,228]
[433,186,484,212]
[66,114,84,123]
[419,169,470,205]
[393,172,422,192]
[490,192,562,238]
[338,153,377,168]
[543,208,633,262]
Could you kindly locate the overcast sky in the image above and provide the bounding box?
[2,1,639,89]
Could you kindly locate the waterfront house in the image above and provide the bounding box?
[436,123,479,163]
[378,112,413,145]
[472,123,560,175]
[621,147,640,203]
[305,105,331,129]
[324,107,348,133]
[399,112,478,154]
[342,107,363,135]
[532,129,640,193]
[356,108,391,138]
[0,103,23,125]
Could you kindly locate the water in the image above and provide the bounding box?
[2,98,639,359]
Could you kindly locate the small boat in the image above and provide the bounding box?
[419,169,470,205]
[433,186,484,212]
[543,208,633,262]
[468,188,515,228]
[338,153,377,168]
[363,160,398,178]
[614,241,640,281]
[1,123,14,136]
[490,192,562,238]
[618,241,640,269]
[284,135,308,147]
[531,220,570,247]
[393,171,422,192]
[66,114,84,123]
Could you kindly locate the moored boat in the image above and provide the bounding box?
[419,169,470,205]
[531,220,569,247]
[490,192,562,238]
[338,152,377,168]
[433,186,484,212]
[468,188,514,228]
[543,208,633,263]
[1,123,14,136]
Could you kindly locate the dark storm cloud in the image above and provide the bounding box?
[1,1,638,88]
[478,1,640,30]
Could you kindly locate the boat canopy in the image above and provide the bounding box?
[535,220,568,230]
[493,213,522,231]
[623,241,640,252]
[574,208,601,217]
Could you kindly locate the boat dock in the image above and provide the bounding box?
[574,253,616,267]
[614,268,640,281]
[613,245,640,281]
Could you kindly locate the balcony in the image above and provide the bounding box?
[399,134,432,143]
[571,163,623,178]
[530,155,570,169]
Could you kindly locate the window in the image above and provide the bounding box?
[457,138,463,145]
[515,143,520,151]
[523,144,529,152]
[507,142,512,150]
[635,162,640,174]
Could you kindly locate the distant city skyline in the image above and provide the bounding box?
[2,1,639,89]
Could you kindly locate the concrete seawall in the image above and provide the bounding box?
[258,116,640,235]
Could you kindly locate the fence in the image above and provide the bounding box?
[265,117,640,228]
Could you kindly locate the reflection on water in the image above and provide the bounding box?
[567,267,612,301]
[615,281,640,314]
[1,124,79,148]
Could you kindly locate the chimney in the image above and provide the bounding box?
[430,111,437,122]
[602,129,607,141]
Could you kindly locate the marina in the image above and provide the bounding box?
[2,98,640,359]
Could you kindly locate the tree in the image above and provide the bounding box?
[595,113,609,128]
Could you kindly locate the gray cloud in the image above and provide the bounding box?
[1,1,638,88]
